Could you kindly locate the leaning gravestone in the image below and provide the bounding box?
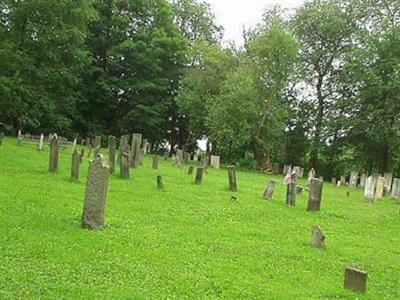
[384,172,393,193]
[48,134,59,172]
[38,134,44,151]
[310,225,325,249]
[263,180,276,200]
[344,267,367,293]
[81,154,110,230]
[130,133,142,168]
[71,148,80,180]
[375,176,385,199]
[307,168,316,184]
[210,155,220,169]
[195,167,204,184]
[227,166,237,192]
[307,178,323,211]
[286,183,296,206]
[364,176,376,201]
[390,178,400,199]
[120,152,130,179]
[108,135,116,174]
[0,132,4,146]
[350,171,358,187]
[152,155,161,170]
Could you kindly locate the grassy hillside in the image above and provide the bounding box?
[1,137,399,299]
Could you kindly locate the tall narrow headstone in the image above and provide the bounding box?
[307,178,323,211]
[390,178,400,199]
[176,149,184,165]
[340,175,346,186]
[364,176,376,201]
[142,139,149,154]
[17,130,22,145]
[263,180,276,200]
[48,134,59,172]
[95,135,101,148]
[375,176,385,199]
[81,154,110,230]
[152,155,161,170]
[108,135,116,174]
[120,152,130,179]
[71,148,80,180]
[227,166,237,192]
[360,173,366,188]
[203,155,210,168]
[344,267,367,293]
[195,167,204,184]
[384,172,393,193]
[72,138,77,152]
[331,177,337,185]
[350,171,358,187]
[308,168,316,183]
[130,133,142,168]
[310,226,325,248]
[283,164,291,175]
[286,183,296,206]
[37,134,44,151]
[210,155,220,169]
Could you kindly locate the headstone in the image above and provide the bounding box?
[384,172,393,193]
[195,167,204,184]
[344,267,367,293]
[142,139,149,154]
[286,183,296,206]
[71,148,80,180]
[210,155,220,169]
[310,225,325,249]
[157,176,163,189]
[108,136,116,174]
[188,166,194,175]
[0,132,4,146]
[375,176,385,199]
[283,164,292,175]
[307,178,323,211]
[152,155,161,170]
[130,133,142,168]
[298,168,304,178]
[48,134,59,172]
[81,154,110,230]
[87,146,92,158]
[390,178,400,199]
[360,173,366,188]
[364,176,376,201]
[175,149,184,166]
[203,155,210,168]
[227,166,237,192]
[263,180,276,200]
[350,171,358,187]
[308,168,316,183]
[293,166,301,177]
[17,130,22,145]
[72,138,77,152]
[120,152,130,179]
[95,135,101,148]
[331,177,337,185]
[163,151,169,160]
[340,175,346,186]
[37,133,44,151]
[94,145,101,156]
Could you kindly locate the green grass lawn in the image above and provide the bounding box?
[1,137,399,299]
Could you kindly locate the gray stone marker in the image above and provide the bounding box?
[307,178,323,211]
[298,168,304,178]
[157,175,163,189]
[293,166,301,177]
[286,183,296,206]
[38,133,44,151]
[48,134,59,172]
[227,166,237,192]
[0,132,4,146]
[142,139,149,154]
[344,267,367,294]
[310,225,325,249]
[203,155,210,168]
[263,180,276,200]
[120,152,130,179]
[195,167,204,184]
[340,175,346,186]
[331,177,337,185]
[152,155,161,170]
[188,166,194,175]
[391,178,400,199]
[384,172,393,193]
[350,171,358,187]
[307,168,316,184]
[71,148,80,180]
[81,154,110,230]
[17,130,22,145]
[360,173,366,188]
[375,176,385,199]
[95,135,101,148]
[364,176,376,201]
[108,135,116,174]
[130,133,142,168]
[283,164,291,175]
[210,155,220,169]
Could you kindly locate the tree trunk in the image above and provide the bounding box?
[310,74,325,169]
[251,139,270,170]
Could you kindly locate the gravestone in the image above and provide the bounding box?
[308,168,316,183]
[108,135,116,174]
[360,173,366,188]
[95,135,101,148]
[176,149,184,166]
[203,155,210,168]
[384,172,393,193]
[227,166,237,192]
[152,155,161,170]
[344,267,367,293]
[38,134,44,151]
[72,138,77,152]
[263,180,276,200]
[390,178,400,199]
[375,176,385,199]
[188,166,194,175]
[331,177,337,185]
[94,145,101,156]
[163,151,169,160]
[157,176,163,189]
[364,176,376,201]
[120,152,130,179]
[71,148,80,180]
[307,178,323,211]
[340,175,346,186]
[350,172,358,187]
[195,167,204,184]
[142,139,149,154]
[286,183,296,206]
[0,132,4,146]
[48,134,59,172]
[17,130,22,145]
[298,168,304,178]
[81,154,110,230]
[210,155,220,169]
[310,226,325,249]
[283,164,291,175]
[130,133,142,168]
[293,166,301,177]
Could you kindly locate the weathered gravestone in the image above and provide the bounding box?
[203,155,210,168]
[390,178,400,199]
[360,173,366,188]
[384,172,393,193]
[310,225,325,249]
[227,166,237,192]
[130,133,142,168]
[157,175,163,190]
[152,155,161,170]
[188,166,194,175]
[331,177,337,185]
[344,267,368,294]
[350,171,358,187]
[308,168,316,184]
[340,175,347,186]
[17,130,22,145]
[286,183,296,206]
[293,166,301,177]
[307,178,323,211]
[81,154,110,230]
[298,168,304,178]
[71,148,80,180]
[210,155,220,169]
[263,180,276,200]
[38,134,44,151]
[375,176,385,199]
[95,135,101,148]
[176,149,184,166]
[72,138,77,153]
[283,164,291,175]
[120,152,130,179]
[48,134,59,172]
[364,176,376,201]
[195,167,204,184]
[0,132,4,146]
[138,139,148,165]
[142,139,149,154]
[108,135,116,174]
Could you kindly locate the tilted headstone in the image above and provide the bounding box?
[152,155,161,170]
[390,178,400,199]
[286,183,296,206]
[38,134,44,151]
[157,176,163,190]
[48,134,59,172]
[71,148,80,180]
[350,171,358,187]
[188,166,194,175]
[81,154,110,230]
[263,180,276,200]
[384,172,393,193]
[375,176,385,199]
[307,168,316,183]
[310,225,325,249]
[195,167,204,184]
[210,155,220,169]
[344,267,367,293]
[307,178,323,211]
[227,166,237,192]
[108,135,116,174]
[120,152,130,179]
[0,132,4,146]
[130,133,142,168]
[331,177,337,185]
[360,173,366,188]
[364,176,376,201]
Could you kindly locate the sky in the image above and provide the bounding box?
[205,0,305,45]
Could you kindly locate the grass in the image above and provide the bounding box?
[1,136,399,299]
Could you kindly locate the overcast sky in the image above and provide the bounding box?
[205,0,305,45]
